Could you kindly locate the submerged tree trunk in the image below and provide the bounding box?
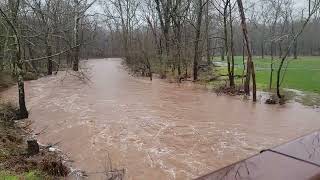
[236,0,256,101]
[269,55,274,90]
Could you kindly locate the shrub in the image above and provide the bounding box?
[0,102,19,123]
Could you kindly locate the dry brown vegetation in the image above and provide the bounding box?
[0,102,69,178]
[0,73,16,91]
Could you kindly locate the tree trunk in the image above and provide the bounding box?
[279,42,283,58]
[47,45,53,75]
[27,44,38,74]
[205,1,210,64]
[27,139,39,156]
[236,0,256,101]
[261,41,264,59]
[269,56,274,90]
[241,38,245,86]
[154,0,171,57]
[293,39,298,59]
[228,1,235,88]
[223,4,232,87]
[73,0,80,71]
[221,47,225,61]
[45,32,53,75]
[277,8,314,99]
[15,37,28,119]
[193,0,203,81]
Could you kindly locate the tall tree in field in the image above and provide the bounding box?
[267,0,282,91]
[276,0,320,99]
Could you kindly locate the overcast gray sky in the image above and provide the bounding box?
[88,0,311,19]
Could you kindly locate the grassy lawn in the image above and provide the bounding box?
[212,56,320,93]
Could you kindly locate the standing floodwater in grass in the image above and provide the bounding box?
[276,0,320,99]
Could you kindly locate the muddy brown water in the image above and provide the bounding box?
[1,58,320,179]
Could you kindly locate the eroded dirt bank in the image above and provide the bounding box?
[1,58,320,179]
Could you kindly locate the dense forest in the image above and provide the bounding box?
[1,0,320,118]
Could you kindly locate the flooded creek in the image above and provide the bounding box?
[1,58,320,179]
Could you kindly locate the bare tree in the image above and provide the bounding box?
[193,0,204,81]
[276,0,320,99]
[0,1,28,118]
[72,0,97,71]
[236,0,257,101]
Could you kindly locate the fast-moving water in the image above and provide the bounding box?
[1,58,320,179]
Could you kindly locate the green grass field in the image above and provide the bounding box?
[212,56,320,93]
